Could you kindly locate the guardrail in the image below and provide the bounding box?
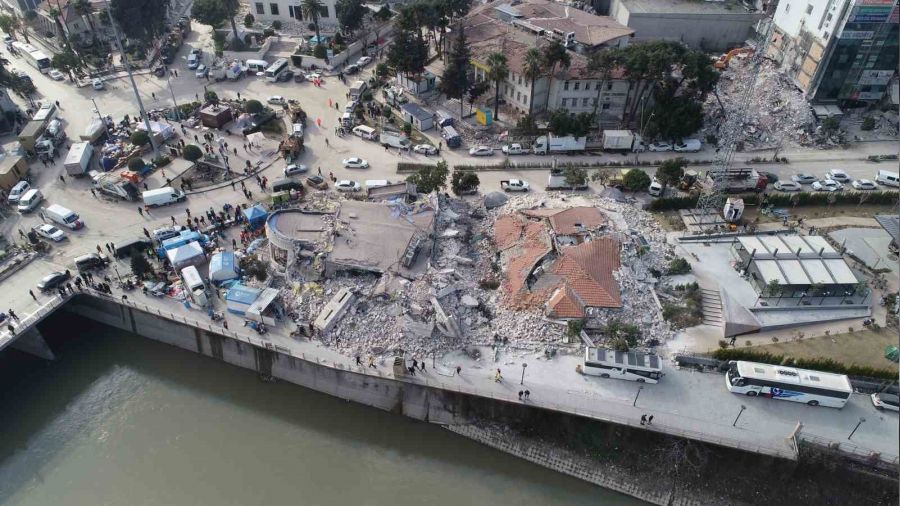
[799,432,899,472]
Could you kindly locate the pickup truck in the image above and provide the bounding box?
[501,143,527,155]
[500,179,530,192]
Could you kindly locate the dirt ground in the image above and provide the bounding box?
[745,203,896,224]
[751,327,899,371]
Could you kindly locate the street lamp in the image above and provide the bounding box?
[90,98,105,123]
[520,363,527,385]
[633,385,643,407]
[732,404,747,427]
[848,417,866,440]
[112,264,121,283]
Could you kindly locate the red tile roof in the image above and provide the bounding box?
[548,238,621,317]
[548,207,606,236]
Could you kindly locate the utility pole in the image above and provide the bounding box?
[103,0,160,160]
[90,98,104,123]
[167,75,181,120]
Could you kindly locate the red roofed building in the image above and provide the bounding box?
[546,237,622,319]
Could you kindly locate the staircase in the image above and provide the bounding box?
[700,288,724,326]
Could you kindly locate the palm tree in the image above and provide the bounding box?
[541,41,570,110]
[73,0,97,43]
[588,50,618,125]
[522,48,542,117]
[47,3,71,50]
[485,52,508,122]
[302,0,324,45]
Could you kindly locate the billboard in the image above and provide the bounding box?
[849,4,895,22]
[858,69,895,85]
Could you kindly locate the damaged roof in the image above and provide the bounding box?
[548,238,622,318]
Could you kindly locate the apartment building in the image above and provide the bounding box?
[244,0,337,25]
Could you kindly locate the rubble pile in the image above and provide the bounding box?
[701,58,819,150]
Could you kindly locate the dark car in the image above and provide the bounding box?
[305,175,328,190]
[758,171,778,184]
[241,110,277,135]
[344,64,360,75]
[37,271,70,292]
[293,72,306,83]
[277,69,294,82]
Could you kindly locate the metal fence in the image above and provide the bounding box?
[799,432,899,472]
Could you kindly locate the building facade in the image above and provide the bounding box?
[245,0,337,25]
[768,0,899,105]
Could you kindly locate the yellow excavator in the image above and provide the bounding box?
[715,47,754,70]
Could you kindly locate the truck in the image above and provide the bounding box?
[65,142,93,176]
[349,80,368,101]
[602,130,644,152]
[80,118,108,143]
[212,61,244,81]
[91,171,139,201]
[704,168,767,193]
[380,129,411,150]
[500,179,530,192]
[547,168,589,191]
[532,135,586,155]
[501,143,527,155]
[17,120,46,153]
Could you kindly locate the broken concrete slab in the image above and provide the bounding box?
[431,296,463,338]
[314,288,356,333]
[461,295,479,307]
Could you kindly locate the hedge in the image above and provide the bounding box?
[712,347,897,381]
[648,191,899,211]
[397,162,437,173]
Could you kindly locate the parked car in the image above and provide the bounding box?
[825,169,850,183]
[871,392,899,412]
[342,157,369,168]
[277,69,294,82]
[791,173,817,184]
[674,139,701,152]
[335,180,361,192]
[773,181,801,192]
[293,72,306,83]
[502,143,527,155]
[647,142,672,152]
[267,95,286,106]
[152,225,185,241]
[195,64,208,78]
[186,53,200,69]
[344,64,360,75]
[49,69,65,81]
[37,271,70,292]
[357,56,372,66]
[413,144,437,155]
[33,224,65,242]
[306,175,328,190]
[469,146,494,156]
[758,171,778,184]
[812,179,843,192]
[851,179,877,191]
[284,164,309,176]
[92,78,104,90]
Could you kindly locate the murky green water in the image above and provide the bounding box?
[0,315,642,505]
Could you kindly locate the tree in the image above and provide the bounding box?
[522,48,543,117]
[243,13,255,27]
[374,5,393,22]
[130,252,153,279]
[655,157,686,193]
[51,50,82,80]
[485,53,508,121]
[244,100,263,114]
[313,44,327,59]
[386,24,426,77]
[466,80,489,115]
[336,0,366,34]
[110,0,170,42]
[588,49,620,123]
[451,171,480,195]
[541,40,570,109]
[182,144,203,161]
[645,95,703,142]
[46,6,71,50]
[271,20,282,30]
[516,114,538,136]
[439,26,471,120]
[406,160,449,194]
[547,109,593,137]
[622,168,651,192]
[130,131,150,147]
[127,157,146,171]
[564,167,587,188]
[191,0,241,49]
[73,0,98,42]
[0,14,20,42]
[302,0,324,44]
[204,90,219,105]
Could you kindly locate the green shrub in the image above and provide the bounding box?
[182,144,203,162]
[667,257,691,275]
[263,28,275,37]
[129,131,151,147]
[271,20,282,30]
[861,116,875,131]
[244,99,263,114]
[313,44,327,59]
[152,155,171,167]
[243,13,255,27]
[711,348,897,380]
[127,157,146,171]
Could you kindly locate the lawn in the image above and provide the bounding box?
[752,327,899,371]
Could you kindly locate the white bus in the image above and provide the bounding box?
[12,41,50,73]
[264,58,289,82]
[583,347,663,383]
[725,360,852,408]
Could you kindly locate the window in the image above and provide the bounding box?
[319,5,328,17]
[601,103,610,110]
[516,91,521,102]
[574,81,580,91]
[606,82,613,90]
[517,74,522,85]
[524,95,528,105]
[806,4,813,14]
[255,2,264,14]
[592,98,598,106]
[596,82,602,90]
[563,81,570,90]
[270,3,279,15]
[582,97,589,107]
[560,98,567,107]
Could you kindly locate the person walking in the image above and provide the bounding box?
[223,320,228,330]
[90,188,97,198]
[59,175,65,184]
[412,358,418,370]
[29,290,36,301]
[368,356,376,369]
[518,391,524,401]
[96,244,102,254]
[524,390,530,400]
[138,207,144,217]
[7,324,14,336]
[456,365,462,376]
[640,414,647,425]
[419,361,425,372]
[494,368,502,382]
[171,216,176,225]
[647,415,653,425]
[356,356,362,366]
[8,309,18,322]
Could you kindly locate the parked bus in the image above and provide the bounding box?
[725,360,852,408]
[12,41,50,73]
[582,347,662,383]
[264,58,289,82]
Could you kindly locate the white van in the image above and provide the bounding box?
[365,179,390,190]
[341,112,354,128]
[246,59,269,74]
[18,189,42,213]
[875,170,899,187]
[180,265,209,307]
[45,204,83,230]
[648,179,663,197]
[143,187,186,207]
[352,125,377,140]
[8,180,31,204]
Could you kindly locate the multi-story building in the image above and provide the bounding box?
[768,0,899,105]
[245,0,337,26]
[33,0,96,44]
[0,0,40,16]
[455,0,634,126]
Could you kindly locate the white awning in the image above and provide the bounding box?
[823,259,858,285]
[756,260,786,285]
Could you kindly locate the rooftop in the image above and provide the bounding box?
[548,237,622,318]
[267,210,330,246]
[619,0,755,15]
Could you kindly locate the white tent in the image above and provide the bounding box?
[166,242,206,270]
[246,131,265,147]
[136,121,175,140]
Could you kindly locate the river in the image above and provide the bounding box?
[0,314,642,505]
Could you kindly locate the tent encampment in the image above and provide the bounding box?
[166,241,205,270]
[209,251,240,285]
[243,204,268,231]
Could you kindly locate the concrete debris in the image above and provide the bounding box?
[484,192,509,209]
[460,295,479,307]
[432,296,463,338]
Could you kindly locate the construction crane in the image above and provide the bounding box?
[691,19,776,233]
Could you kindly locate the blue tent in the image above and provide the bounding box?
[209,251,240,285]
[243,205,268,231]
[225,284,261,315]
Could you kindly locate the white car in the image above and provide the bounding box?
[413,144,437,155]
[34,224,65,242]
[92,78,104,90]
[357,56,372,66]
[674,139,701,152]
[851,179,877,191]
[342,157,369,168]
[825,169,850,183]
[647,142,673,152]
[195,64,208,78]
[501,143,527,155]
[267,96,286,105]
[812,179,843,192]
[469,146,494,156]
[49,69,65,81]
[335,180,361,192]
[773,181,801,192]
[284,164,308,176]
[871,393,899,412]
[305,72,322,81]
[791,173,817,184]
